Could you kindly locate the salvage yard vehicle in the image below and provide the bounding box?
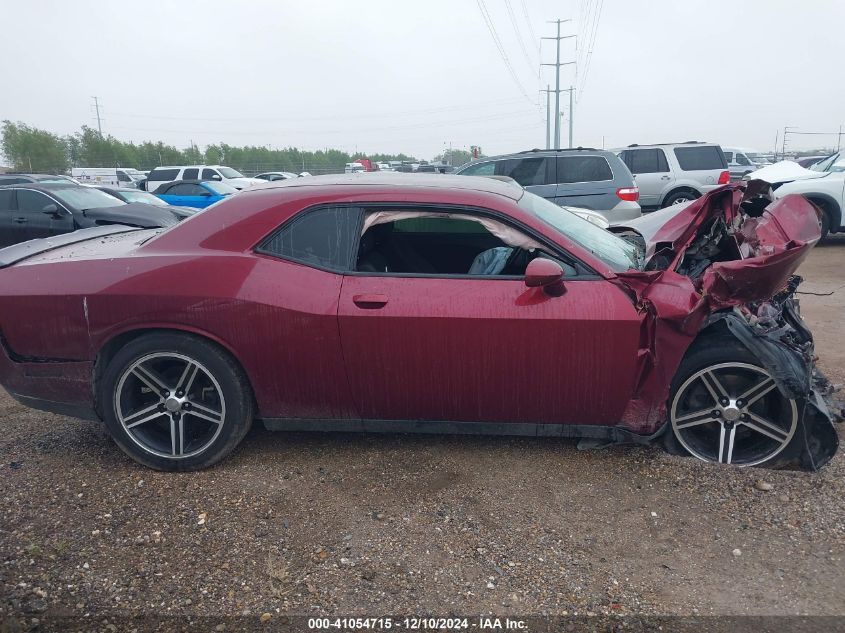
[0,183,182,248]
[255,172,300,181]
[0,174,837,471]
[146,165,262,192]
[615,141,730,208]
[154,180,237,209]
[71,167,146,188]
[95,186,198,219]
[0,173,80,186]
[454,148,641,222]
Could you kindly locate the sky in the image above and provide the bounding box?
[1,0,842,160]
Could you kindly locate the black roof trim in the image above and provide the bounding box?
[626,141,709,147]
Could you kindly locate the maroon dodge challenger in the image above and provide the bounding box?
[0,174,838,471]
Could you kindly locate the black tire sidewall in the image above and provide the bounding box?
[662,190,699,208]
[99,332,253,471]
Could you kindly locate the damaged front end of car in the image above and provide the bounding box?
[613,180,841,470]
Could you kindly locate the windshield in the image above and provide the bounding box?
[204,181,238,195]
[518,192,641,272]
[217,166,245,179]
[809,153,841,172]
[53,186,125,210]
[120,190,168,205]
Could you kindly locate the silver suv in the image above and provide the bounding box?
[454,148,641,222]
[614,142,730,208]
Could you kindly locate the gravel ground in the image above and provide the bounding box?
[1,238,844,628]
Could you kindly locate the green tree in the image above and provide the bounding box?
[433,148,472,167]
[1,120,69,173]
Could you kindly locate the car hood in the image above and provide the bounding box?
[82,202,181,228]
[228,177,263,189]
[616,180,820,306]
[746,160,827,185]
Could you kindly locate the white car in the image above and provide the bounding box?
[749,153,845,238]
[145,165,263,192]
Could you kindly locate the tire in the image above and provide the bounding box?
[819,207,831,241]
[665,334,800,467]
[99,332,253,471]
[662,189,700,208]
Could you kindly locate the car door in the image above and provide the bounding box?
[553,155,617,210]
[620,149,673,207]
[0,189,15,247]
[10,189,75,245]
[157,183,203,208]
[337,206,643,426]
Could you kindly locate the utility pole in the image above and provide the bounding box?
[540,85,552,149]
[92,96,103,136]
[542,20,575,149]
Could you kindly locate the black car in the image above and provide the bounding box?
[0,173,79,186]
[94,186,197,219]
[0,183,182,248]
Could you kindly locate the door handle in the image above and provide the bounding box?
[352,294,388,309]
[12,217,28,223]
[660,175,670,180]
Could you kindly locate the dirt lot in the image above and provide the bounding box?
[1,239,844,627]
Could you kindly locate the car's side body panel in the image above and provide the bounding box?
[338,275,641,425]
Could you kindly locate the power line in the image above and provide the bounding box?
[519,0,540,56]
[577,0,604,100]
[475,0,536,107]
[504,0,537,72]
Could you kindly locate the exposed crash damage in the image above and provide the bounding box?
[613,180,840,470]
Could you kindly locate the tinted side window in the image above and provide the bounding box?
[201,168,218,179]
[0,177,27,185]
[495,157,550,186]
[117,171,131,182]
[0,189,13,211]
[259,206,360,272]
[183,168,199,179]
[674,146,727,171]
[17,190,55,213]
[625,149,669,174]
[166,183,201,195]
[149,168,180,181]
[459,162,495,176]
[735,153,750,166]
[724,152,734,163]
[557,156,613,183]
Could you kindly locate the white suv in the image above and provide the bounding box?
[145,165,262,192]
[614,142,730,208]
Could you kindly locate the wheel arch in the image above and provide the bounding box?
[93,325,256,417]
[659,185,701,206]
[802,192,841,232]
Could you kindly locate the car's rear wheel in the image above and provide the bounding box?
[100,333,253,471]
[667,337,799,467]
[662,189,699,207]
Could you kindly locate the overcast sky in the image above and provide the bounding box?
[1,0,842,159]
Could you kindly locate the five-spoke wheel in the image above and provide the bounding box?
[670,361,797,466]
[100,333,252,471]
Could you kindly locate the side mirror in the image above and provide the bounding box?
[41,203,62,217]
[210,174,222,181]
[524,258,565,296]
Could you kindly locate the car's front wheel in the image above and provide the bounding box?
[99,332,253,471]
[667,336,799,467]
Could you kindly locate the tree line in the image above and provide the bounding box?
[1,120,468,175]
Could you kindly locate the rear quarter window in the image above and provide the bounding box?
[257,206,360,272]
[557,156,613,183]
[458,162,495,176]
[494,157,552,186]
[149,168,180,181]
[673,146,727,171]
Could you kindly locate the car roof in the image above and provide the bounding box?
[0,173,66,179]
[621,141,720,148]
[470,147,609,161]
[248,173,524,200]
[0,182,81,191]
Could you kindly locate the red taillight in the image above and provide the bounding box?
[616,186,639,202]
[718,170,730,185]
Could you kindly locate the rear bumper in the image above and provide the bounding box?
[0,335,98,421]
